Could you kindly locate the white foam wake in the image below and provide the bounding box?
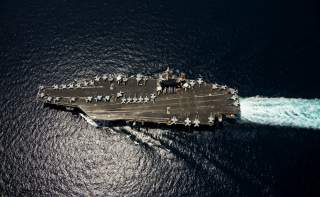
[239,97,320,129]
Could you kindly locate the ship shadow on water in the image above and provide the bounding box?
[115,124,267,196]
[102,120,266,196]
[43,102,267,196]
[43,103,82,115]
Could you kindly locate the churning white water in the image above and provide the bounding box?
[240,97,320,130]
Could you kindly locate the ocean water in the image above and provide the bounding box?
[1,0,320,196]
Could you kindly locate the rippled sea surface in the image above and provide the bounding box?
[1,0,320,196]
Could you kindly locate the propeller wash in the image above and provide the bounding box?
[240,97,320,129]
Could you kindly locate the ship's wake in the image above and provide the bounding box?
[239,97,320,129]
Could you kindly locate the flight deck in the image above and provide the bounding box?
[38,69,240,127]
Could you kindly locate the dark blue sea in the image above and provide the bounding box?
[1,0,320,196]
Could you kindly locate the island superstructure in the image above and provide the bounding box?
[37,68,240,127]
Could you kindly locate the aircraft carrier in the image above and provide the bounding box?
[37,68,240,127]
